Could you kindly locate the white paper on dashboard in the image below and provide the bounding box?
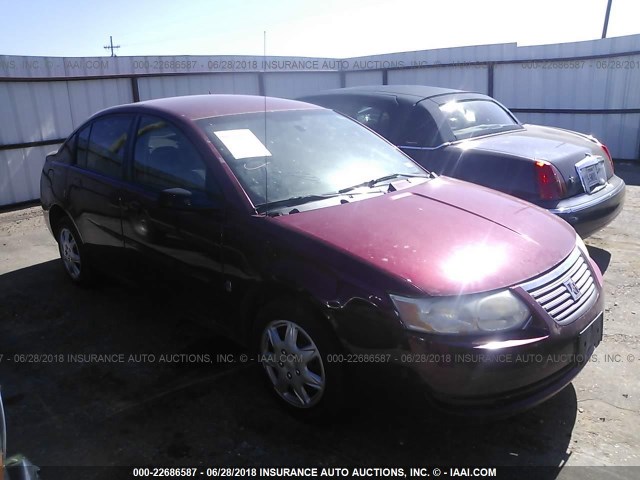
[213,129,272,160]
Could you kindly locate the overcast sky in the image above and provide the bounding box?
[0,0,638,58]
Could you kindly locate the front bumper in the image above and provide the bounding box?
[392,254,605,415]
[549,175,625,237]
[335,251,605,416]
[402,311,602,417]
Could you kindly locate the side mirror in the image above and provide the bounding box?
[159,188,222,211]
[158,188,193,209]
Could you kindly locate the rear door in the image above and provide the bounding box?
[65,114,133,266]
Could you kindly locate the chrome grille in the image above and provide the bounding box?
[520,248,598,325]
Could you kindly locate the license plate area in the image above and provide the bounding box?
[576,156,607,194]
[576,313,603,364]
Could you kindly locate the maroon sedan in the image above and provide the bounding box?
[40,95,604,417]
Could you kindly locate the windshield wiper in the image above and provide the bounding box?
[338,173,429,194]
[256,174,429,214]
[255,193,342,214]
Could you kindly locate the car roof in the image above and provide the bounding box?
[300,85,468,102]
[98,94,324,120]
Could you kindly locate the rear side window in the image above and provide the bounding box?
[132,115,207,192]
[399,107,442,148]
[76,124,91,167]
[85,115,132,178]
[53,136,75,164]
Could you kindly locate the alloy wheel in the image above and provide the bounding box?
[260,319,326,408]
[59,227,81,280]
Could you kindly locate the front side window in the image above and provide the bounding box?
[197,109,427,208]
[132,116,207,192]
[438,100,521,140]
[354,104,394,138]
[85,115,132,177]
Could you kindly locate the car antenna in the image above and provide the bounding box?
[263,30,268,215]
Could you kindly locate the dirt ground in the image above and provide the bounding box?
[0,163,639,479]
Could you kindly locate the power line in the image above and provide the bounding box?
[103,36,121,57]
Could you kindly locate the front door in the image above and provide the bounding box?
[119,115,228,328]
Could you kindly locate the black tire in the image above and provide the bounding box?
[55,217,92,285]
[253,298,345,419]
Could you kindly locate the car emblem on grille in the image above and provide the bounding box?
[563,279,582,301]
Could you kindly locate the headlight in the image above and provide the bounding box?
[390,290,530,334]
[575,233,589,257]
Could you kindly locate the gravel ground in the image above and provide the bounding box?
[0,164,639,479]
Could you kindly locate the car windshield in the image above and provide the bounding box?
[439,99,522,140]
[197,109,428,210]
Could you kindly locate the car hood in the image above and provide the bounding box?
[274,176,576,296]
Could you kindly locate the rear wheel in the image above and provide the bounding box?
[255,299,344,418]
[56,218,92,285]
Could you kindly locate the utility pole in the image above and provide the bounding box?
[602,0,613,39]
[103,36,120,57]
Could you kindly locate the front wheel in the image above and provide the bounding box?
[255,300,345,418]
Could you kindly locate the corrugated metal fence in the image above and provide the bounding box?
[2,35,640,207]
